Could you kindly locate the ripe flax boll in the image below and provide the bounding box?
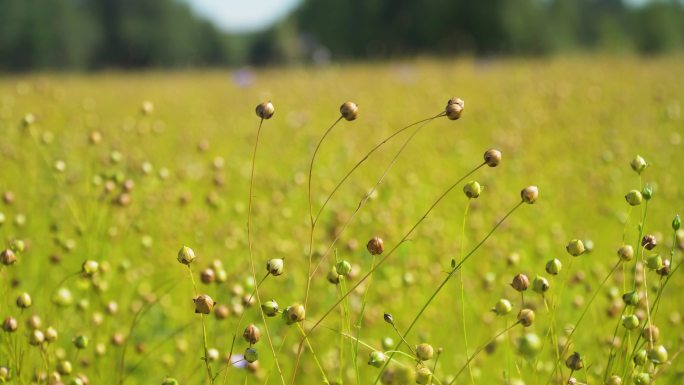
[243,324,260,344]
[340,101,359,121]
[483,148,502,167]
[255,101,274,119]
[511,273,530,292]
[521,186,539,204]
[367,236,384,255]
[445,97,464,120]
[517,309,535,327]
[266,258,284,276]
[193,294,215,314]
[415,343,434,361]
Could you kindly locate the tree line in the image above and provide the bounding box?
[1,0,683,71]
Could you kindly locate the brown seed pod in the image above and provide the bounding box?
[214,305,230,320]
[483,149,502,167]
[2,317,17,332]
[200,268,216,284]
[641,235,657,250]
[521,186,539,204]
[565,352,584,371]
[193,294,216,314]
[1,249,16,265]
[366,236,384,255]
[511,273,530,292]
[445,97,465,120]
[642,325,660,342]
[340,102,359,121]
[255,101,275,120]
[243,324,260,344]
[517,308,535,327]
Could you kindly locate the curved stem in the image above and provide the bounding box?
[375,201,524,384]
[447,322,521,385]
[246,118,285,385]
[304,116,343,312]
[292,161,486,384]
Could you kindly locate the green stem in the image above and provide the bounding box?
[459,200,475,385]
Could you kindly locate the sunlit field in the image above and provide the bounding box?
[1,56,683,385]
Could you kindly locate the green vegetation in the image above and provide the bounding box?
[0,56,683,385]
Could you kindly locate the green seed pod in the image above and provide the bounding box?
[340,102,359,121]
[162,377,179,385]
[606,375,622,385]
[366,236,384,255]
[193,295,215,314]
[545,258,562,275]
[368,351,387,368]
[26,315,41,330]
[73,335,88,349]
[10,239,25,253]
[493,299,513,316]
[81,260,99,276]
[45,326,58,343]
[511,274,530,292]
[0,366,9,382]
[463,181,481,199]
[483,149,502,167]
[0,249,16,265]
[516,333,542,357]
[565,352,584,371]
[69,377,85,385]
[520,186,539,204]
[624,190,642,206]
[52,287,73,307]
[381,337,394,350]
[634,349,648,365]
[335,260,352,276]
[622,315,639,330]
[177,246,196,265]
[566,239,585,257]
[255,101,274,120]
[641,184,653,201]
[283,304,305,325]
[56,360,72,375]
[532,276,550,294]
[642,325,659,342]
[266,258,284,276]
[641,234,657,250]
[16,293,32,308]
[261,300,279,317]
[243,324,260,344]
[415,343,434,361]
[622,291,639,306]
[617,245,634,261]
[29,330,45,346]
[630,155,647,174]
[517,309,535,327]
[445,98,464,120]
[647,345,668,365]
[673,214,681,231]
[2,317,18,332]
[215,269,227,283]
[244,347,258,363]
[646,255,663,271]
[415,367,432,385]
[632,372,649,385]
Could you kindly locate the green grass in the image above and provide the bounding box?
[0,55,683,385]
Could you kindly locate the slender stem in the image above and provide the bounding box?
[246,118,285,385]
[304,116,343,311]
[459,200,475,385]
[309,114,445,280]
[375,201,524,384]
[296,323,329,383]
[187,266,214,385]
[447,322,522,385]
[291,159,486,383]
[221,273,269,384]
[352,254,377,384]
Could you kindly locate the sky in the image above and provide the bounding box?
[181,0,301,33]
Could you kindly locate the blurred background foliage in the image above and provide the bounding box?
[1,0,684,71]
